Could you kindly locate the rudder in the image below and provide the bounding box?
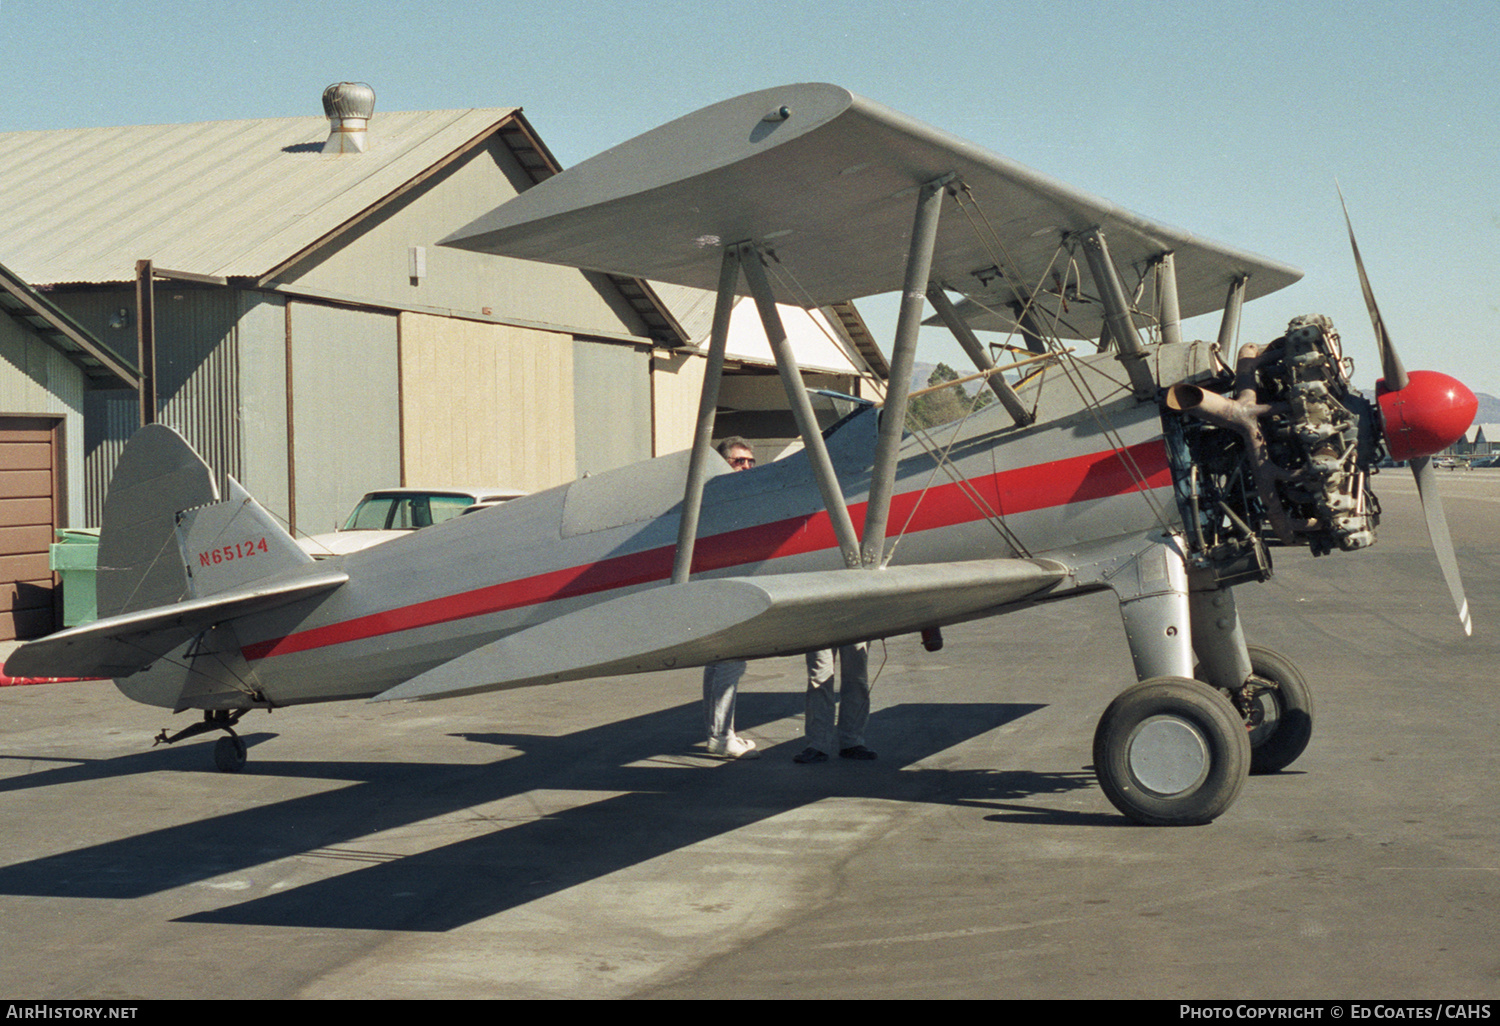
[176,477,312,598]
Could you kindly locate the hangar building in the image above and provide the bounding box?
[0,84,884,637]
[0,86,883,532]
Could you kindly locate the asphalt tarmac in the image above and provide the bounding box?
[2,470,1496,1000]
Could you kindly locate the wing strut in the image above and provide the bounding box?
[925,284,1033,428]
[1012,302,1049,355]
[671,246,740,584]
[673,238,872,579]
[1215,274,1248,350]
[741,246,864,568]
[1077,228,1156,398]
[1156,251,1183,346]
[861,175,950,568]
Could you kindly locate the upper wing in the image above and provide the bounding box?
[373,557,1066,702]
[442,83,1301,341]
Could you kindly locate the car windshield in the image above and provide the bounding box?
[342,494,475,531]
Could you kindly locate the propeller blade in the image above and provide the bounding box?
[1409,455,1472,636]
[1337,185,1409,392]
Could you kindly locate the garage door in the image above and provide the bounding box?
[0,417,61,641]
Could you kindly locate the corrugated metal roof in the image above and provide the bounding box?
[0,109,517,286]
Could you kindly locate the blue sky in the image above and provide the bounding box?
[3,0,1496,395]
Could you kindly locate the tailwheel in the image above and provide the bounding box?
[1093,677,1250,826]
[1237,645,1313,775]
[214,732,248,773]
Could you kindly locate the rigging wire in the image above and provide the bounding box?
[761,241,1026,546]
[942,199,1179,535]
[884,384,1032,565]
[760,253,888,400]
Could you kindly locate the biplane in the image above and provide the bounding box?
[6,83,1476,825]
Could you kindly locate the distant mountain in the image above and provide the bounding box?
[910,360,939,393]
[1475,392,1500,425]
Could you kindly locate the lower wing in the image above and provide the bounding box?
[374,557,1067,702]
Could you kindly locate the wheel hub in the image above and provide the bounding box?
[1244,686,1282,747]
[1127,715,1210,796]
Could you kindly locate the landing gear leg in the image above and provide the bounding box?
[1114,539,1195,682]
[1188,585,1253,691]
[1099,537,1250,824]
[1188,585,1314,773]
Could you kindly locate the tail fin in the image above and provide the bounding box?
[97,425,309,617]
[97,425,219,618]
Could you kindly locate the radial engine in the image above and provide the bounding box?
[1163,315,1386,584]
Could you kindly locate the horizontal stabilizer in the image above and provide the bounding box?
[374,557,1066,703]
[3,570,347,680]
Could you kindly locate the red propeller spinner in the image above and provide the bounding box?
[1377,370,1477,461]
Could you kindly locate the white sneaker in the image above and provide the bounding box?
[707,733,759,759]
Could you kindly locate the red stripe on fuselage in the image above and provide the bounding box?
[241,440,1171,662]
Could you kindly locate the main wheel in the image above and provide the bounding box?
[1093,677,1250,826]
[1239,645,1313,775]
[214,734,247,773]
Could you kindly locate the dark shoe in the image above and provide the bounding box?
[793,746,829,764]
[839,745,878,761]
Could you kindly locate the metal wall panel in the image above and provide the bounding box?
[234,292,291,525]
[53,290,138,523]
[57,287,243,525]
[42,289,137,374]
[650,349,707,457]
[153,285,241,493]
[82,389,137,526]
[573,341,651,477]
[290,302,400,535]
[399,312,574,492]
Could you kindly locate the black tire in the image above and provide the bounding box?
[1093,677,1250,826]
[1240,645,1313,775]
[214,735,247,773]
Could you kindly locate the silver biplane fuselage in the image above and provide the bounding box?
[9,84,1476,825]
[77,341,1177,707]
[141,345,1182,708]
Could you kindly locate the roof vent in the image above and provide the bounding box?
[322,82,376,154]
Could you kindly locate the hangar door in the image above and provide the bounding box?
[399,313,576,492]
[0,416,61,641]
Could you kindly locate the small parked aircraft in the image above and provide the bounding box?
[7,84,1476,825]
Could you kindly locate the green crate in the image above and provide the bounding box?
[49,529,100,627]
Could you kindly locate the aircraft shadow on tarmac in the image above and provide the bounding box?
[0,694,1094,932]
